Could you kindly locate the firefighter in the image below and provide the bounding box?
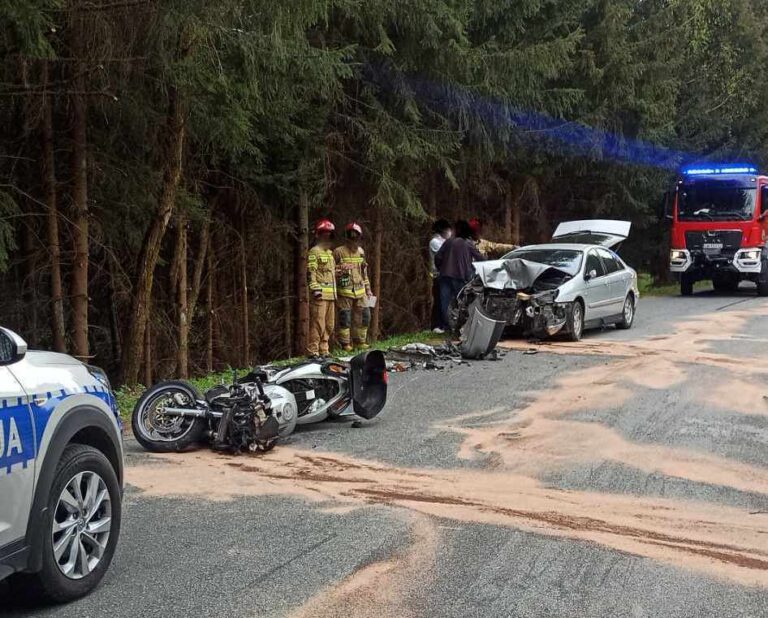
[334,222,372,352]
[468,217,517,258]
[307,219,337,358]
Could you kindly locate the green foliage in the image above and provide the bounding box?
[3,0,768,380]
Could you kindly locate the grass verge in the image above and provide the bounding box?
[637,272,709,296]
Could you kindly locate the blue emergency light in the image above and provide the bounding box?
[682,165,758,176]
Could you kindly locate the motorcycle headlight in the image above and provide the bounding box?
[738,249,761,261]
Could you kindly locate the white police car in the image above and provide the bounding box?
[0,327,123,601]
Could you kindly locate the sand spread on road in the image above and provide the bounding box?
[127,305,768,595]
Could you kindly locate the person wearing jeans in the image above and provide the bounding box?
[434,220,483,331]
[428,219,453,332]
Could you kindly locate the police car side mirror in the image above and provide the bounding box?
[0,327,27,365]
[584,269,598,281]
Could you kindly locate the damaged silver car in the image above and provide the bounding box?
[450,220,640,341]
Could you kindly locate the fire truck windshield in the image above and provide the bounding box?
[678,180,756,221]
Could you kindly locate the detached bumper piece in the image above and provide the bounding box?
[460,305,506,359]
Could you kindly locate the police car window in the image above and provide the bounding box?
[597,248,623,274]
[585,251,606,277]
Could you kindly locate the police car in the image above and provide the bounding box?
[0,326,123,601]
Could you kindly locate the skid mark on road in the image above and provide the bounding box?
[128,448,768,586]
[287,514,436,618]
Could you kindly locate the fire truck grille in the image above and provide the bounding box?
[685,230,742,256]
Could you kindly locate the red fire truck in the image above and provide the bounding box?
[667,165,768,296]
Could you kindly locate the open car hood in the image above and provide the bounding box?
[474,258,570,291]
[551,219,631,248]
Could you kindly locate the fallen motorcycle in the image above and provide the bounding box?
[131,350,388,453]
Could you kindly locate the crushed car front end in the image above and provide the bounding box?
[450,257,576,339]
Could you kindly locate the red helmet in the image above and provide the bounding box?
[345,222,363,237]
[468,218,482,236]
[314,219,335,235]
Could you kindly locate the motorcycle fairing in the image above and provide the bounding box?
[349,350,388,419]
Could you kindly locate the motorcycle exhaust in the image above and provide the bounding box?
[161,406,208,418]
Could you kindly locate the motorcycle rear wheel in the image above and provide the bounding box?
[132,381,206,452]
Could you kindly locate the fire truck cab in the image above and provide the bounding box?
[667,165,768,296]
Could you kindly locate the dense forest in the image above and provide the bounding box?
[1,0,767,385]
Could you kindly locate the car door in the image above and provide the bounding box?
[596,247,630,315]
[0,364,35,550]
[581,249,611,320]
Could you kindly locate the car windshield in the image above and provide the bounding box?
[678,180,756,221]
[502,248,583,275]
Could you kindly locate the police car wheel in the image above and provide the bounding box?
[34,444,121,602]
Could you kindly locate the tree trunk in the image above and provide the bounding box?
[175,212,189,378]
[427,171,437,218]
[107,254,122,362]
[206,242,214,373]
[144,297,152,387]
[283,250,293,357]
[188,214,210,320]
[239,215,249,368]
[122,88,185,385]
[70,61,89,360]
[41,61,66,353]
[370,205,383,341]
[505,184,521,246]
[294,190,309,353]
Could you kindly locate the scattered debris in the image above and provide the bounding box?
[384,338,506,372]
[524,348,538,355]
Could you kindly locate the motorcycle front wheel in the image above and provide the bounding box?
[131,381,206,452]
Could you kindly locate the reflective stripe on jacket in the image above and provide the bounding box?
[308,246,337,300]
[333,245,370,299]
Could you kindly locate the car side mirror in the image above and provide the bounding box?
[585,269,597,281]
[0,327,27,365]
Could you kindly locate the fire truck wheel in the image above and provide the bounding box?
[757,263,768,297]
[680,273,694,297]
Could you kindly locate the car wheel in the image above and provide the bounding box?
[615,294,635,330]
[564,300,584,342]
[680,273,694,296]
[29,444,121,602]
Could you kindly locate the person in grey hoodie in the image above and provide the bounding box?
[434,220,483,331]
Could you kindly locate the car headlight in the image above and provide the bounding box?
[738,249,761,261]
[670,250,687,261]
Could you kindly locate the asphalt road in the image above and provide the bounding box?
[3,286,768,617]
